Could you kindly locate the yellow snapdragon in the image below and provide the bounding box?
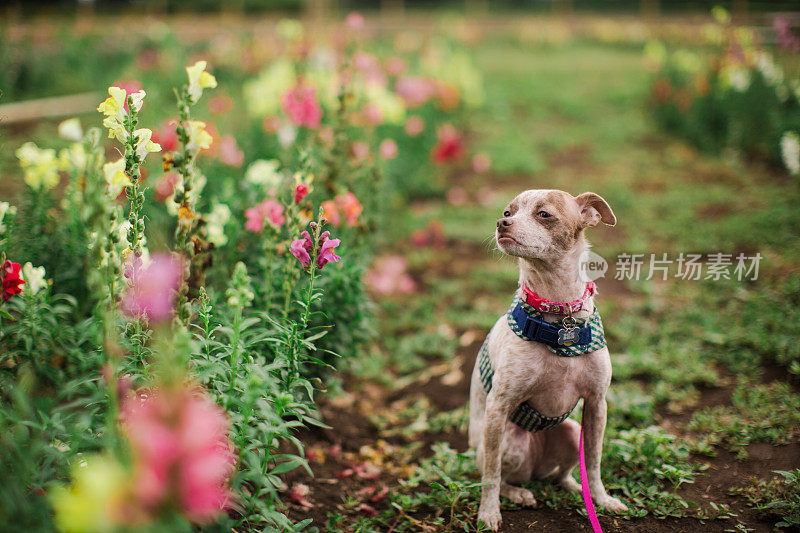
[133,128,162,162]
[97,86,146,142]
[102,159,132,198]
[186,60,218,104]
[186,121,213,154]
[58,118,83,142]
[16,142,60,191]
[49,455,128,533]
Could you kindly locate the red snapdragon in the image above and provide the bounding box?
[1,260,25,302]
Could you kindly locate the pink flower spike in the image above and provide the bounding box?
[281,85,323,129]
[290,238,312,268]
[244,207,264,232]
[120,253,183,323]
[294,183,310,204]
[317,237,341,269]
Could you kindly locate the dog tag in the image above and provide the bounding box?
[557,326,580,346]
[558,316,579,346]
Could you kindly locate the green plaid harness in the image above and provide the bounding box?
[477,293,607,433]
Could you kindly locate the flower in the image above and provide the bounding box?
[289,229,342,269]
[243,58,297,118]
[226,262,254,308]
[186,121,213,154]
[59,143,87,172]
[336,192,363,227]
[98,86,146,142]
[218,135,244,167]
[379,139,398,160]
[103,159,132,198]
[186,60,218,104]
[155,172,180,202]
[294,183,310,203]
[1,260,25,301]
[316,231,342,268]
[120,253,183,323]
[365,255,417,295]
[122,386,234,523]
[281,84,323,129]
[133,128,162,163]
[781,131,800,176]
[244,199,285,232]
[395,77,436,108]
[0,202,15,235]
[289,232,313,267]
[351,141,370,161]
[48,454,128,533]
[152,121,179,152]
[16,142,60,191]
[21,263,46,294]
[245,159,282,188]
[321,200,341,226]
[204,203,231,247]
[58,118,83,142]
[431,124,464,165]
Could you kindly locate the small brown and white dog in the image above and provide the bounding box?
[469,189,627,530]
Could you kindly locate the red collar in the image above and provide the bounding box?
[522,281,596,315]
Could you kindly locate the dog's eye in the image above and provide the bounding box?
[537,210,552,218]
[503,210,511,217]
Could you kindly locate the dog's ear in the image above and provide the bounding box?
[575,192,617,228]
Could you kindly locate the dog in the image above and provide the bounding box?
[468,189,627,531]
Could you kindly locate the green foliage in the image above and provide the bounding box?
[688,382,800,456]
[731,470,800,529]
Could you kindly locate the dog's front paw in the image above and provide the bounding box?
[501,485,537,508]
[596,494,628,513]
[478,504,503,531]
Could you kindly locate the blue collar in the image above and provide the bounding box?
[506,294,607,356]
[510,303,592,348]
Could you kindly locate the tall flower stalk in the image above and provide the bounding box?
[168,61,216,324]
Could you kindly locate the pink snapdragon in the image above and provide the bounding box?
[120,254,183,323]
[244,199,285,232]
[281,84,323,129]
[122,386,234,523]
[294,183,310,204]
[290,230,341,270]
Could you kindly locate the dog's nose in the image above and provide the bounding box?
[497,218,513,229]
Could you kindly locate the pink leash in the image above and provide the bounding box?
[579,428,603,533]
